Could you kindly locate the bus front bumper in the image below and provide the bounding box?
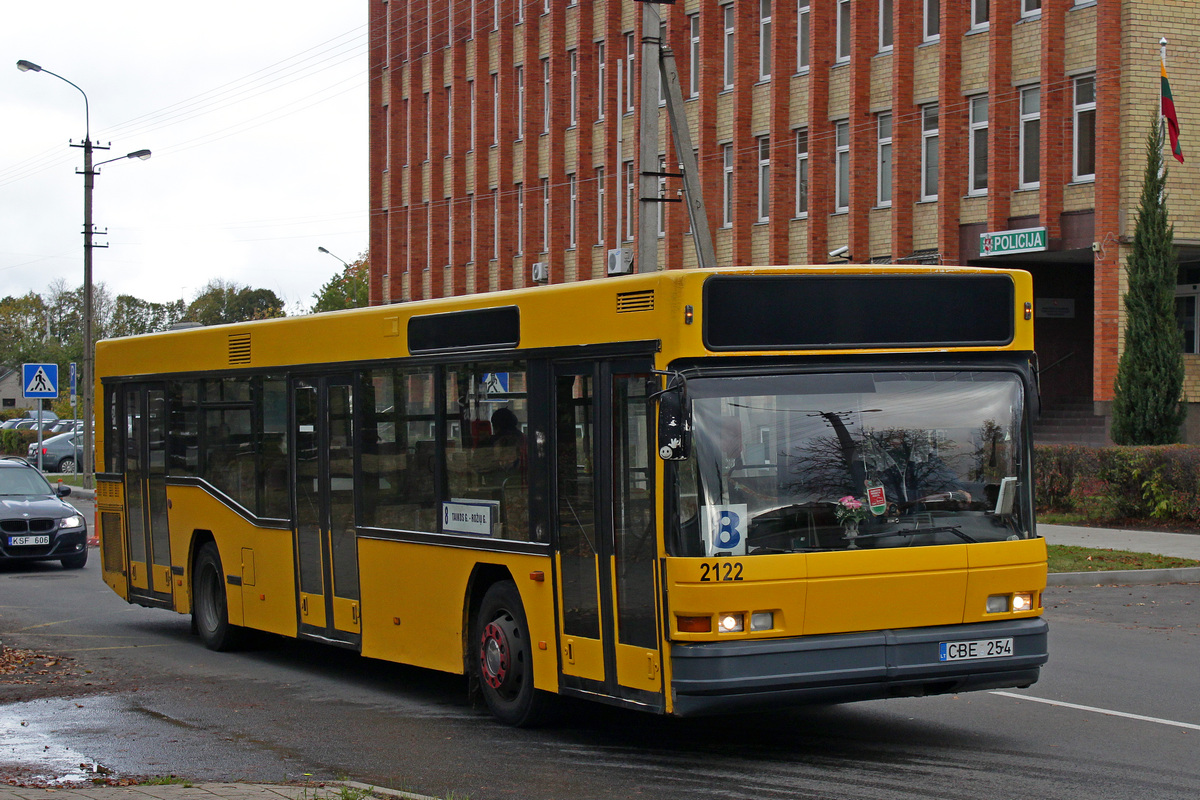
[669,617,1048,717]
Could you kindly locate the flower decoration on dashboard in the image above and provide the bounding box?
[835,495,871,526]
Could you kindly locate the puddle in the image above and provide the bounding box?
[0,697,117,784]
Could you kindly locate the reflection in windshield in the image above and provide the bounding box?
[0,468,54,497]
[675,372,1028,556]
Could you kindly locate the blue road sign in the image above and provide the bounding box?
[22,363,59,399]
[70,362,77,397]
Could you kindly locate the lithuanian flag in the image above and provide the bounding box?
[1162,59,1185,162]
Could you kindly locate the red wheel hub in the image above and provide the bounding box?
[480,621,511,689]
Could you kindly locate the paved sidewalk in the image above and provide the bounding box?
[0,783,436,800]
[1040,523,1200,585]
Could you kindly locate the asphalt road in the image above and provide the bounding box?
[2,523,1198,798]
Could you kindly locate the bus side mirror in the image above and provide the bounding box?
[657,382,691,461]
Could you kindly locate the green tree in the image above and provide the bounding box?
[109,295,188,338]
[1111,119,1187,445]
[184,280,286,325]
[311,251,369,313]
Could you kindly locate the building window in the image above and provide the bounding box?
[795,129,809,217]
[515,183,524,255]
[924,0,940,42]
[922,104,939,200]
[722,143,734,227]
[492,189,499,261]
[625,32,636,113]
[723,5,736,90]
[1020,85,1041,189]
[541,179,550,252]
[969,95,988,194]
[760,0,772,80]
[657,155,667,236]
[1177,285,1199,354]
[878,113,893,207]
[568,173,577,248]
[493,0,500,30]
[492,73,499,146]
[623,160,636,241]
[689,14,701,97]
[596,167,606,244]
[835,120,850,212]
[517,0,524,24]
[1074,74,1096,182]
[798,1,810,72]
[658,22,667,106]
[597,41,606,120]
[972,0,989,29]
[469,193,476,259]
[515,66,525,139]
[542,59,551,134]
[468,80,476,148]
[1022,0,1041,17]
[569,50,578,127]
[836,0,851,63]
[757,136,771,221]
[880,0,893,52]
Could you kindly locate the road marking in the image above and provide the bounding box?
[992,691,1200,731]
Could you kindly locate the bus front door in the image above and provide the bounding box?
[292,374,361,646]
[123,384,173,602]
[553,362,662,710]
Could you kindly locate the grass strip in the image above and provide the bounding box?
[1047,544,1200,573]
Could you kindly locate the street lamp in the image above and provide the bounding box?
[18,59,150,490]
[317,246,360,308]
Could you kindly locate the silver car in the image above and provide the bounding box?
[26,431,82,473]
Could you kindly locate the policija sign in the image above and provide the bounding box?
[979,226,1047,258]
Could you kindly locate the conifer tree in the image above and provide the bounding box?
[1111,119,1187,444]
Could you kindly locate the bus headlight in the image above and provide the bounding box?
[719,613,744,632]
[750,611,774,631]
[986,595,1009,613]
[1012,592,1034,612]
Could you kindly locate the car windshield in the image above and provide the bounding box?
[0,467,54,496]
[673,371,1029,556]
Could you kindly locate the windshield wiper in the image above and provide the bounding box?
[852,524,979,544]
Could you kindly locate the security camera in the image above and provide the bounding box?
[828,246,849,259]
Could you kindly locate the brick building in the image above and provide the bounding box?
[368,0,1200,443]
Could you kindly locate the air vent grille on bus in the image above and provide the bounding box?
[228,333,252,365]
[616,290,654,313]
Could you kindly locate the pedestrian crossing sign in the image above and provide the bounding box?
[22,363,59,399]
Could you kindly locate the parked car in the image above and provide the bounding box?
[0,456,87,569]
[26,431,82,473]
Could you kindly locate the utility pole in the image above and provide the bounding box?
[635,1,717,273]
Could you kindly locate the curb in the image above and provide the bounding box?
[340,781,439,800]
[1048,566,1200,586]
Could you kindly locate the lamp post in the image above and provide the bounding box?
[17,59,150,490]
[317,246,360,308]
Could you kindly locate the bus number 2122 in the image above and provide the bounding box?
[699,561,744,582]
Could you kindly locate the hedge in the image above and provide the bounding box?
[1034,444,1200,528]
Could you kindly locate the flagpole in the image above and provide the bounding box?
[1161,37,1168,176]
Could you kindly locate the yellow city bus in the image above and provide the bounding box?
[95,266,1048,725]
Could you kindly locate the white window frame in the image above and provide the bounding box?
[623,160,636,241]
[1073,74,1096,183]
[596,166,606,244]
[836,0,851,63]
[723,5,736,90]
[541,178,550,252]
[879,0,893,52]
[568,173,577,248]
[515,183,524,255]
[569,49,578,127]
[657,155,667,236]
[517,0,524,24]
[760,0,772,81]
[492,188,499,261]
[722,143,734,227]
[542,58,551,134]
[757,135,771,221]
[877,112,893,207]
[468,80,476,149]
[971,0,989,30]
[625,32,636,113]
[922,104,939,201]
[1176,285,1199,355]
[469,193,476,260]
[597,41,606,120]
[515,65,525,139]
[797,0,810,73]
[924,0,940,42]
[795,129,808,218]
[1019,84,1041,189]
[1022,0,1041,18]
[835,120,850,212]
[658,22,667,106]
[491,73,499,146]
[493,0,500,31]
[689,14,701,97]
[969,94,988,195]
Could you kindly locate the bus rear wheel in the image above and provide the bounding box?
[193,542,244,651]
[473,581,549,727]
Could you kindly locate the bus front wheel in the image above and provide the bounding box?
[193,542,244,651]
[472,581,549,727]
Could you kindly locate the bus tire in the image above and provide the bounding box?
[193,542,244,652]
[473,580,550,727]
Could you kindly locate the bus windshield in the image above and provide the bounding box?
[676,371,1029,556]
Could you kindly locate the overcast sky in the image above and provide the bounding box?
[1,2,368,312]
